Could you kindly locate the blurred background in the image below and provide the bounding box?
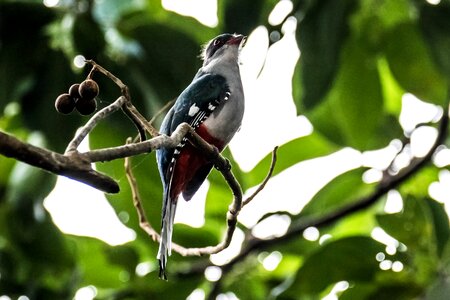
[1,0,450,299]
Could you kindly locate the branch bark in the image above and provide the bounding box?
[0,130,120,193]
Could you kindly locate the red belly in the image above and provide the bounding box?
[169,124,224,200]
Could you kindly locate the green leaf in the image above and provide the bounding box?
[364,284,423,300]
[244,132,337,189]
[431,241,450,299]
[339,283,376,300]
[384,22,447,105]
[424,275,450,300]
[120,22,202,103]
[349,0,412,50]
[419,2,450,79]
[326,208,378,240]
[73,237,127,288]
[299,169,370,218]
[399,167,439,199]
[0,2,56,110]
[284,236,384,296]
[118,4,215,46]
[375,196,441,286]
[221,0,272,34]
[0,105,26,196]
[172,223,219,249]
[224,263,268,300]
[310,38,386,150]
[428,200,450,258]
[296,0,357,110]
[104,245,140,276]
[72,11,106,59]
[376,196,436,253]
[377,57,404,116]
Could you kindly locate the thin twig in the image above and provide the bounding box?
[124,138,159,241]
[65,96,127,153]
[123,102,160,138]
[242,146,278,207]
[85,59,157,139]
[148,99,176,125]
[131,99,175,143]
[85,60,127,89]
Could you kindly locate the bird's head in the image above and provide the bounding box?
[201,33,246,67]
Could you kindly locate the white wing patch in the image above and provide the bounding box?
[188,103,200,117]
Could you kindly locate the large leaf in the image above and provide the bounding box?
[119,22,202,104]
[220,0,272,34]
[428,200,450,258]
[310,38,386,150]
[284,236,384,296]
[0,2,56,110]
[223,263,268,300]
[118,2,215,46]
[295,0,357,111]
[299,169,370,218]
[73,237,129,288]
[376,196,436,253]
[244,132,337,189]
[384,22,447,105]
[72,11,106,60]
[419,2,450,79]
[376,196,439,285]
[377,57,404,116]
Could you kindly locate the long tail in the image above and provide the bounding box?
[157,196,177,280]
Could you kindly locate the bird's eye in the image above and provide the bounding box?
[213,39,221,46]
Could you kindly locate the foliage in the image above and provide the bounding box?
[1,0,450,299]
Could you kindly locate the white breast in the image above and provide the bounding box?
[200,46,245,145]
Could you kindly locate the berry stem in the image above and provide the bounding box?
[85,59,126,90]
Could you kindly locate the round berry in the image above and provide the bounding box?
[79,79,99,100]
[55,93,75,114]
[76,98,97,115]
[69,83,81,100]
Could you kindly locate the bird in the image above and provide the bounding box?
[156,33,246,279]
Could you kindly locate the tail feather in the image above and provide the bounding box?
[157,199,177,280]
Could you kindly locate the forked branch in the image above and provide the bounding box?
[0,60,278,263]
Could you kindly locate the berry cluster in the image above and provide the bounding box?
[55,79,99,115]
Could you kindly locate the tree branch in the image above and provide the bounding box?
[0,130,120,193]
[0,60,277,281]
[206,104,449,298]
[242,146,278,207]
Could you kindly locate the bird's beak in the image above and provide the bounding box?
[227,34,246,46]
